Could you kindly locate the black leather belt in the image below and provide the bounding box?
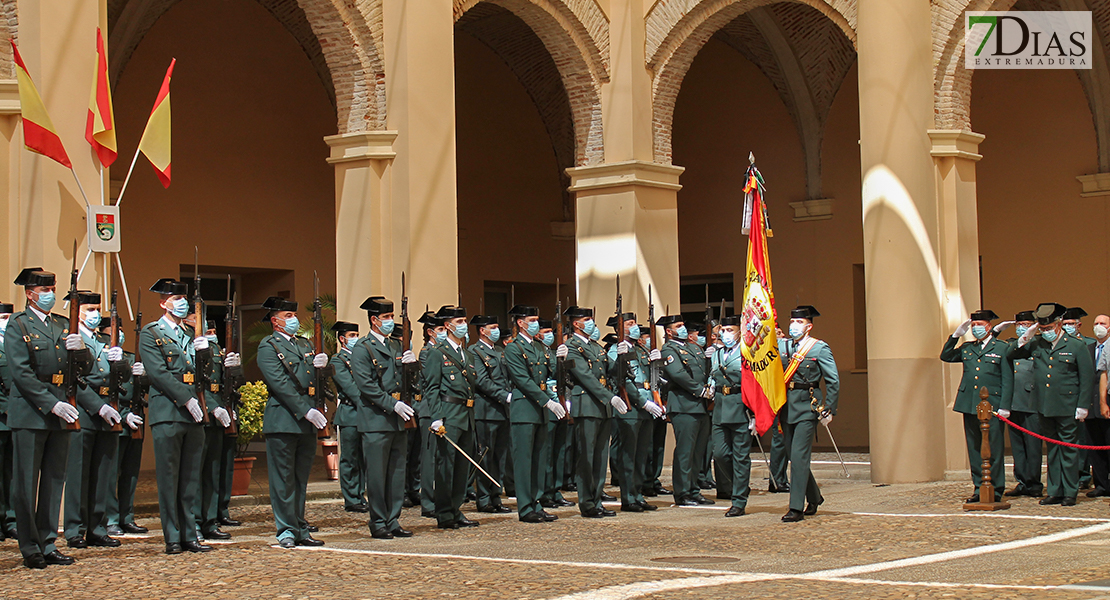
[443,395,474,408]
[720,385,736,395]
[37,372,65,385]
[789,381,818,391]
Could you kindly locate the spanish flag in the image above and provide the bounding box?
[11,41,71,168]
[86,28,117,168]
[739,162,787,436]
[138,58,174,188]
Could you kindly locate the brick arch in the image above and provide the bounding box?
[455,0,609,165]
[0,0,18,77]
[646,0,856,164]
[108,0,386,133]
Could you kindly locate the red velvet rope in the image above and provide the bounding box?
[994,412,1110,450]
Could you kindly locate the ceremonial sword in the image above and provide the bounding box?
[819,415,850,478]
[752,429,779,490]
[434,426,503,489]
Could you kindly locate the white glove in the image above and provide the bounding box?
[997,408,1011,419]
[306,408,328,429]
[616,341,631,355]
[545,400,567,419]
[52,401,79,423]
[107,346,123,362]
[649,349,662,362]
[701,382,716,400]
[504,392,513,405]
[193,336,209,351]
[704,347,715,359]
[1018,324,1039,347]
[1077,407,1089,421]
[610,396,628,415]
[556,344,569,359]
[313,353,328,368]
[952,319,972,338]
[748,419,757,433]
[185,398,204,423]
[644,401,664,419]
[132,362,145,376]
[98,404,121,426]
[430,419,445,436]
[993,321,1015,335]
[213,407,231,428]
[401,350,417,364]
[820,412,833,426]
[65,334,85,351]
[224,352,241,368]
[393,401,415,421]
[124,412,143,429]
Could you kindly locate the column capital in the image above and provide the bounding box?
[927,130,986,161]
[324,130,398,164]
[566,160,685,194]
[1077,173,1110,197]
[0,80,19,115]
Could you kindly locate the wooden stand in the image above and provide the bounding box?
[963,387,1010,511]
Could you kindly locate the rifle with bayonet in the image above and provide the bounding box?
[648,285,667,419]
[106,290,123,432]
[64,241,81,431]
[400,272,417,430]
[223,276,241,436]
[193,248,211,424]
[310,271,334,439]
[555,279,572,422]
[614,276,630,407]
[704,284,714,412]
[130,290,148,439]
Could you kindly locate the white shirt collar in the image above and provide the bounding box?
[370,330,386,344]
[277,331,293,342]
[575,332,589,343]
[979,335,993,349]
[29,304,49,323]
[159,315,180,330]
[518,331,533,343]
[447,337,462,352]
[480,339,494,350]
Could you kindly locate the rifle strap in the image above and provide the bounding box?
[14,318,40,374]
[266,338,312,397]
[440,344,477,389]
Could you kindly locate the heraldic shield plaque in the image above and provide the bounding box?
[87,205,121,252]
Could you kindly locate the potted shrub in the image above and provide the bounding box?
[232,380,268,496]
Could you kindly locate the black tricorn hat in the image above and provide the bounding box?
[1034,302,1067,325]
[14,267,55,287]
[508,305,539,318]
[1015,310,1036,322]
[656,315,684,327]
[538,318,553,330]
[601,333,619,347]
[435,305,467,320]
[331,321,359,333]
[970,309,999,321]
[687,322,705,334]
[790,305,820,320]
[562,306,593,319]
[261,296,298,321]
[418,311,441,326]
[0,302,14,313]
[360,296,394,315]
[606,312,636,328]
[150,278,188,296]
[721,315,741,326]
[471,315,498,327]
[74,290,101,305]
[1064,307,1088,320]
[206,320,216,330]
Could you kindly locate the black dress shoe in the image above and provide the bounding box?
[638,501,657,511]
[582,508,605,518]
[202,529,231,540]
[642,488,658,497]
[541,511,558,522]
[5,527,18,539]
[296,536,325,546]
[674,498,698,507]
[694,495,715,505]
[563,483,578,492]
[391,528,414,538]
[371,529,394,539]
[165,542,183,555]
[492,505,512,513]
[278,538,296,549]
[1062,496,1077,506]
[183,541,213,553]
[600,508,616,517]
[539,499,558,509]
[43,550,76,565]
[23,553,47,569]
[67,536,87,549]
[725,506,745,517]
[1040,496,1064,505]
[121,522,148,534]
[306,525,319,533]
[422,510,437,519]
[106,525,123,536]
[456,517,480,528]
[345,504,369,513]
[466,491,477,502]
[218,517,241,527]
[1004,486,1027,497]
[86,534,121,547]
[556,498,576,507]
[600,492,616,502]
[781,509,805,523]
[519,513,544,523]
[1087,488,1109,498]
[621,503,644,512]
[653,484,671,495]
[965,494,982,503]
[804,496,825,516]
[698,479,716,490]
[402,496,414,508]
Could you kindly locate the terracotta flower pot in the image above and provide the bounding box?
[232,456,257,496]
[321,439,340,480]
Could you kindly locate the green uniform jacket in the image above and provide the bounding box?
[349,333,407,433]
[1008,331,1095,418]
[1004,338,1038,413]
[470,341,510,422]
[75,327,130,430]
[330,349,359,427]
[141,317,205,426]
[0,342,10,431]
[416,343,435,418]
[5,309,92,430]
[257,332,318,435]
[941,336,1013,414]
[777,337,839,424]
[206,341,225,414]
[710,345,749,426]
[607,343,650,421]
[566,334,612,419]
[661,339,708,415]
[423,340,477,431]
[503,335,553,425]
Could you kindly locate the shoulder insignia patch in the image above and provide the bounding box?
[666,356,675,365]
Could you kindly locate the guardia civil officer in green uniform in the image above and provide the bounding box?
[256,296,329,547]
[557,306,627,517]
[215,322,244,530]
[607,313,664,512]
[537,318,574,509]
[504,306,563,523]
[416,311,443,517]
[99,320,148,536]
[641,320,670,499]
[6,268,89,568]
[1000,311,1044,497]
[658,315,714,506]
[941,309,1012,503]
[1010,303,1095,506]
[778,306,838,522]
[350,297,418,539]
[0,302,16,541]
[424,305,481,529]
[710,315,754,517]
[470,314,514,513]
[190,318,234,541]
[689,323,717,491]
[62,292,124,549]
[1062,308,1097,490]
[330,321,368,513]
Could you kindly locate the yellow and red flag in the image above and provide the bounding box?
[739,163,787,435]
[138,58,174,188]
[11,41,71,168]
[86,28,117,168]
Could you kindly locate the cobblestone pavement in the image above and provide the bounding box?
[3,454,1110,599]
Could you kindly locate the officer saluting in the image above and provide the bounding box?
[1000,311,1044,497]
[942,309,1012,503]
[5,268,89,568]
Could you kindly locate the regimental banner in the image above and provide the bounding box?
[966,11,1092,69]
[87,205,121,252]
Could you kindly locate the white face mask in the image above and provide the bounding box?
[1096,324,1109,339]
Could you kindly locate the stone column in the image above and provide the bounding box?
[858,0,948,483]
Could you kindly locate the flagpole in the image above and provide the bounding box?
[113,146,141,209]
[68,166,91,208]
[115,253,134,321]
